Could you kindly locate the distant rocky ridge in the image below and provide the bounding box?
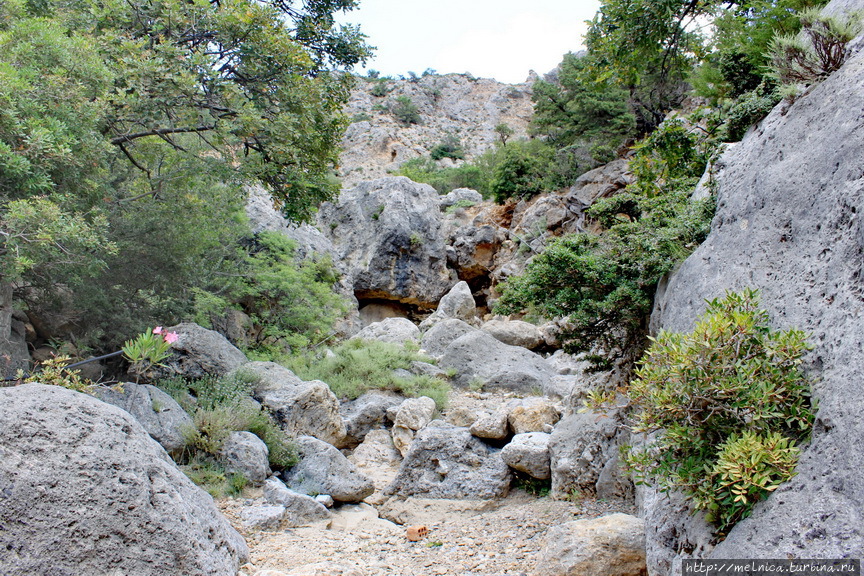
[338,73,534,186]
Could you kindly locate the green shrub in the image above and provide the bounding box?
[391,95,421,126]
[623,289,815,533]
[287,339,450,410]
[430,134,465,161]
[180,455,248,498]
[722,82,782,142]
[370,78,390,97]
[156,374,299,470]
[495,120,716,361]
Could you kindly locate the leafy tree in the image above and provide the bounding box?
[1,0,370,348]
[531,52,635,153]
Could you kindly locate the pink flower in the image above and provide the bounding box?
[153,326,163,335]
[163,331,179,344]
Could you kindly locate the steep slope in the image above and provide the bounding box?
[647,3,864,571]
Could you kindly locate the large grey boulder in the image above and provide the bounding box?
[481,319,545,349]
[420,318,476,357]
[317,177,456,309]
[534,513,647,576]
[154,322,248,379]
[549,410,625,498]
[352,317,421,345]
[340,390,402,446]
[96,382,193,456]
[507,397,561,434]
[646,9,864,570]
[437,328,556,393]
[263,477,332,526]
[501,432,552,480]
[419,281,477,330]
[241,361,346,447]
[0,383,247,575]
[282,436,374,503]
[440,187,483,209]
[385,421,511,499]
[219,431,271,486]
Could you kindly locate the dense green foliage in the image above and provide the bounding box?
[1,0,367,352]
[624,289,814,532]
[496,121,715,362]
[287,339,451,410]
[429,134,465,161]
[531,52,636,160]
[194,231,349,356]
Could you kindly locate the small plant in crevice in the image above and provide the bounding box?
[21,355,93,393]
[622,288,815,534]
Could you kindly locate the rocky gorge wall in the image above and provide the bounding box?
[646,2,864,571]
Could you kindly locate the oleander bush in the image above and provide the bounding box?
[623,289,815,533]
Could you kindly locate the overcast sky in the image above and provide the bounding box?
[337,1,602,84]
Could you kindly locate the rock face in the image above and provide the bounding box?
[0,383,247,575]
[339,74,533,186]
[340,391,402,446]
[282,436,375,503]
[96,382,193,456]
[0,283,28,379]
[243,361,346,447]
[156,322,248,379]
[386,422,511,499]
[534,513,647,576]
[646,9,864,571]
[318,177,456,309]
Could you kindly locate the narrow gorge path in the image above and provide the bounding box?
[224,491,633,576]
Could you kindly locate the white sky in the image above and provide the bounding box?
[337,1,602,84]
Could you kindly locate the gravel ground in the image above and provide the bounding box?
[221,490,634,576]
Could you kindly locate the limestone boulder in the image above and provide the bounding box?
[534,513,647,576]
[420,318,476,358]
[549,410,625,498]
[385,421,511,499]
[469,411,509,440]
[317,177,455,309]
[481,319,545,349]
[440,187,483,209]
[352,317,421,346]
[154,322,248,379]
[501,432,552,480]
[419,281,477,330]
[0,383,247,575]
[242,361,346,447]
[219,431,271,486]
[262,477,332,526]
[96,382,193,456]
[437,329,556,393]
[393,396,437,430]
[507,397,561,434]
[282,436,374,503]
[340,391,402,446]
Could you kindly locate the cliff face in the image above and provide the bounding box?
[338,73,534,186]
[647,2,864,570]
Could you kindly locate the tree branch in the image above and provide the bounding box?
[110,125,216,145]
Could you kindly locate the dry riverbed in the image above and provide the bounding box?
[221,490,634,576]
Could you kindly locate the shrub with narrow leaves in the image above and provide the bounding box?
[624,289,815,533]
